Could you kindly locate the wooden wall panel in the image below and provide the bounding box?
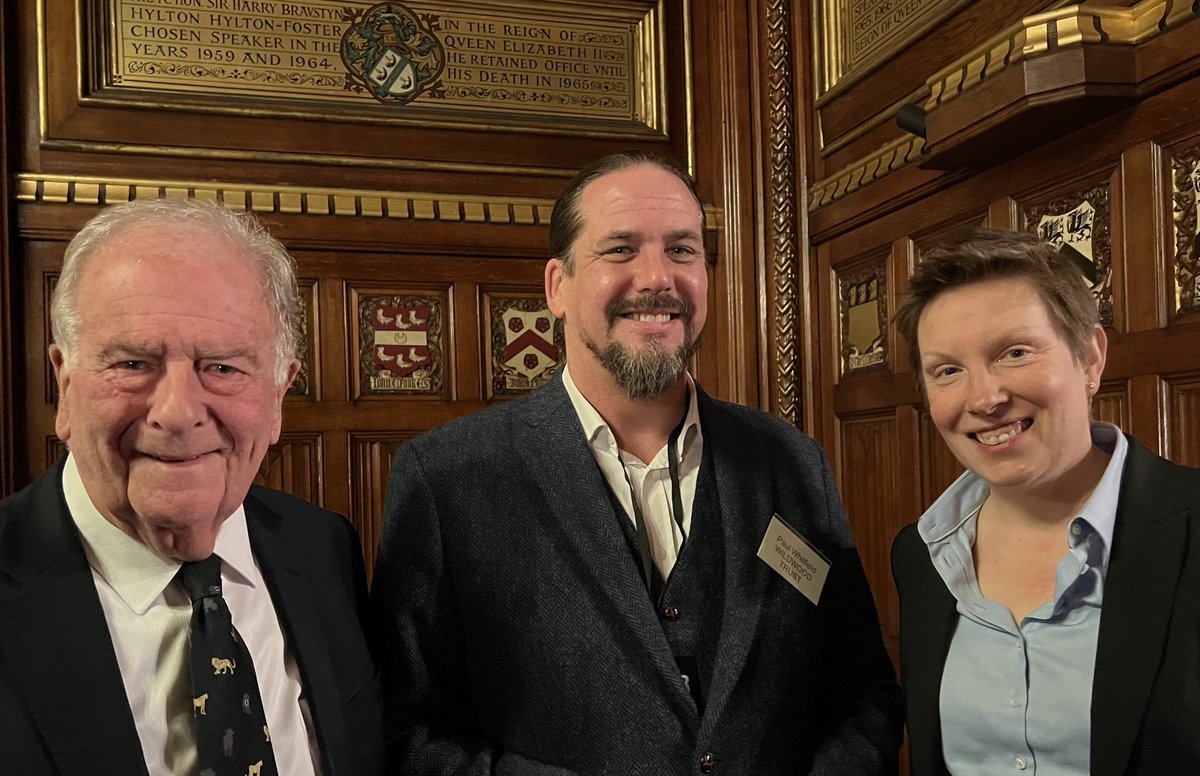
[806,6,1200,688]
[257,432,324,507]
[349,432,420,578]
[1168,376,1200,468]
[837,412,901,658]
[2,3,770,586]
[1094,382,1132,431]
[917,411,962,509]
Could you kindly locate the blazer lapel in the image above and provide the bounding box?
[517,375,697,720]
[0,470,149,776]
[245,498,346,776]
[893,524,956,776]
[694,394,770,739]
[1091,440,1190,776]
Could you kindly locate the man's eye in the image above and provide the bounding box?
[208,364,239,375]
[116,361,147,371]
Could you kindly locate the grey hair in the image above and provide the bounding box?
[50,197,301,385]
[549,151,704,274]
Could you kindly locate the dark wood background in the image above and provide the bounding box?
[2,3,1198,728]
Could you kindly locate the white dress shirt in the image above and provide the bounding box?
[562,365,703,577]
[62,453,321,776]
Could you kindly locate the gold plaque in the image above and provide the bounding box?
[813,0,969,96]
[108,0,661,125]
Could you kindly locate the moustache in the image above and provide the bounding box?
[606,293,694,326]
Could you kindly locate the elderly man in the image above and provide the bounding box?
[0,199,383,776]
[372,152,902,774]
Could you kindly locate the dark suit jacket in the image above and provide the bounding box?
[0,463,385,776]
[372,373,902,775]
[892,436,1200,776]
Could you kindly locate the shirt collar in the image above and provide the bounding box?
[562,363,701,463]
[63,453,258,614]
[918,422,1128,567]
[1072,422,1126,566]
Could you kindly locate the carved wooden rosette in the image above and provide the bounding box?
[837,258,888,376]
[1170,149,1200,316]
[355,291,446,396]
[484,292,563,399]
[1023,183,1113,327]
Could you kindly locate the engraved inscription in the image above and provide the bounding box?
[109,0,647,122]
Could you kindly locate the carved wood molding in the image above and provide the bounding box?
[16,172,724,235]
[925,1,1198,112]
[16,172,556,225]
[765,0,798,425]
[807,1,1199,211]
[808,135,926,213]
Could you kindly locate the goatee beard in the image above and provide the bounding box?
[585,290,700,399]
[587,335,700,399]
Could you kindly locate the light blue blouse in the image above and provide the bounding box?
[917,423,1127,775]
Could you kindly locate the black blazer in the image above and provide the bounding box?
[892,437,1200,776]
[0,463,384,776]
[372,373,902,775]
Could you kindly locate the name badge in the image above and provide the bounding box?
[756,514,831,605]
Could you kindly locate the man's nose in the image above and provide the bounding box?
[633,250,674,294]
[146,365,206,431]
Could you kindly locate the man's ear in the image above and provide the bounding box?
[545,258,567,319]
[270,359,302,444]
[49,344,73,442]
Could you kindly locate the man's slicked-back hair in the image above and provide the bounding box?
[51,197,302,385]
[894,227,1100,386]
[549,150,704,274]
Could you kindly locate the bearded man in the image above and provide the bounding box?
[371,152,902,775]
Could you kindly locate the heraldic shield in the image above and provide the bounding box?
[341,2,446,104]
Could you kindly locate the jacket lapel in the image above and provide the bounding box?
[893,524,956,776]
[245,497,346,776]
[694,392,770,739]
[0,468,149,776]
[517,375,697,720]
[1091,439,1190,776]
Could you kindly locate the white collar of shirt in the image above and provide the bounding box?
[918,422,1127,568]
[62,452,259,614]
[561,363,702,467]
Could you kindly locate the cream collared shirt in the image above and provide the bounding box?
[62,454,320,776]
[562,365,704,578]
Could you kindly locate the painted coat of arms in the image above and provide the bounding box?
[491,299,563,394]
[359,295,444,394]
[341,2,445,104]
[1032,193,1113,326]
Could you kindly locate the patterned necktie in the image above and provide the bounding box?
[179,556,278,776]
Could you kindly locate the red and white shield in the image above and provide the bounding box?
[502,307,559,381]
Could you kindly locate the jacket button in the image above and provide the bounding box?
[700,752,716,772]
[662,606,681,621]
